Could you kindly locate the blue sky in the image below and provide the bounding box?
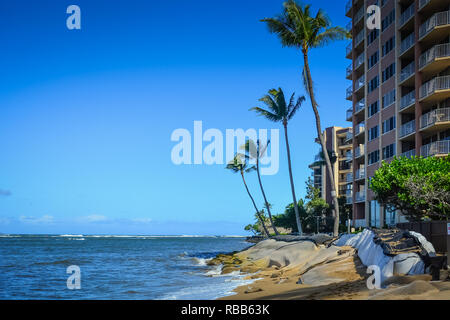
[0,0,351,235]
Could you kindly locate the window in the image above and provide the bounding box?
[382,89,396,108]
[382,143,396,159]
[370,200,381,228]
[368,150,380,165]
[368,125,379,141]
[368,101,379,117]
[382,9,395,31]
[384,207,396,227]
[368,29,379,45]
[382,37,395,57]
[368,76,379,93]
[382,63,396,83]
[368,51,379,69]
[382,116,396,133]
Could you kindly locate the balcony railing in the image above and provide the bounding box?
[355,30,364,47]
[419,11,450,39]
[346,86,353,99]
[400,119,416,138]
[340,161,351,171]
[355,98,365,113]
[401,149,416,158]
[346,43,352,56]
[400,62,415,82]
[346,0,352,15]
[400,4,415,27]
[355,53,364,69]
[400,90,416,110]
[346,108,353,120]
[420,108,450,129]
[355,122,365,135]
[345,131,353,143]
[346,173,353,183]
[420,44,450,69]
[355,6,364,24]
[400,32,415,55]
[346,64,353,77]
[346,21,352,32]
[421,140,450,158]
[355,168,365,180]
[356,192,366,203]
[420,76,450,99]
[354,145,364,158]
[355,74,365,91]
[346,150,353,161]
[346,196,353,205]
[419,0,431,10]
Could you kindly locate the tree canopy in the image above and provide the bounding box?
[369,156,450,221]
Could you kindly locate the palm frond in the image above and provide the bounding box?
[288,95,306,120]
[250,107,282,123]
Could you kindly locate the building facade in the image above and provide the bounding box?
[309,126,353,207]
[345,0,450,228]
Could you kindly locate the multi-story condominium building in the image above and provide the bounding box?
[309,126,353,207]
[345,0,450,228]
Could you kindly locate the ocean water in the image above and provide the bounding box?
[0,234,255,300]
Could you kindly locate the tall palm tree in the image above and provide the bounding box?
[240,139,280,235]
[261,1,350,236]
[251,88,305,235]
[226,154,270,237]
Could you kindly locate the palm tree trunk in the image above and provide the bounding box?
[283,122,303,235]
[256,159,280,235]
[303,51,340,236]
[240,171,270,237]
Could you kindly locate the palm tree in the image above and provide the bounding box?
[261,1,350,236]
[251,88,305,235]
[240,139,280,235]
[226,154,270,237]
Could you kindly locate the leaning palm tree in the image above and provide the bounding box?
[226,154,270,237]
[240,139,279,235]
[251,88,305,235]
[261,1,350,236]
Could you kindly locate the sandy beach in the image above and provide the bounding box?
[212,238,450,300]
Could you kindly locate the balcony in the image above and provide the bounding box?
[419,43,450,74]
[355,6,364,24]
[346,108,353,121]
[355,98,365,114]
[355,122,365,136]
[355,30,364,48]
[420,75,450,102]
[419,0,431,11]
[354,145,364,159]
[401,149,416,158]
[346,173,353,183]
[400,90,416,111]
[346,85,353,100]
[346,43,352,59]
[355,192,366,203]
[400,32,415,56]
[400,119,416,138]
[420,108,450,132]
[421,140,450,158]
[339,161,351,171]
[355,74,365,93]
[346,21,352,32]
[346,196,353,205]
[400,61,415,84]
[345,0,352,17]
[355,168,365,180]
[346,64,353,79]
[400,4,415,28]
[346,150,353,161]
[345,131,353,143]
[355,53,365,71]
[419,11,450,41]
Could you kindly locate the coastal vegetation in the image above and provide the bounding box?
[226,154,270,237]
[369,156,450,221]
[251,88,306,235]
[261,0,350,236]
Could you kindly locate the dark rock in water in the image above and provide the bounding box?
[296,277,303,285]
